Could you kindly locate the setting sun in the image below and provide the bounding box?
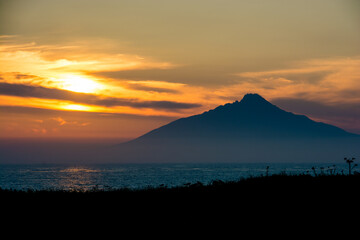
[60,75,102,93]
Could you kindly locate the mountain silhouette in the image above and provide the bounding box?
[135,93,353,141]
[111,93,359,163]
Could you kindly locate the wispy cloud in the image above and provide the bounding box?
[29,116,90,136]
[0,38,175,74]
[224,56,360,104]
[123,81,181,94]
[0,37,176,98]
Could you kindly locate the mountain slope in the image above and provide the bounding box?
[112,94,359,163]
[134,93,354,141]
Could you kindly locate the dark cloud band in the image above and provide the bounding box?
[0,82,201,110]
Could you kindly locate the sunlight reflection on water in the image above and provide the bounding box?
[58,167,96,190]
[60,167,99,173]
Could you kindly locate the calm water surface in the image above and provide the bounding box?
[0,163,347,190]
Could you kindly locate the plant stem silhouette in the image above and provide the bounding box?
[344,157,357,175]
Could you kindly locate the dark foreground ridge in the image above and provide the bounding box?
[4,174,360,221]
[3,174,360,204]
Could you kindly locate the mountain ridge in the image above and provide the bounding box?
[133,93,355,142]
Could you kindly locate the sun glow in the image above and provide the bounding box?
[59,75,103,93]
[62,104,92,111]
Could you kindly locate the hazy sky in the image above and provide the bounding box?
[1,0,360,138]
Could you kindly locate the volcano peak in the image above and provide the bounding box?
[239,93,270,105]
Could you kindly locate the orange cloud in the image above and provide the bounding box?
[0,37,176,94]
[51,117,67,126]
[0,36,202,117]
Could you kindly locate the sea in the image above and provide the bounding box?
[0,163,348,191]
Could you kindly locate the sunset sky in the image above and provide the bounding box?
[1,0,360,139]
